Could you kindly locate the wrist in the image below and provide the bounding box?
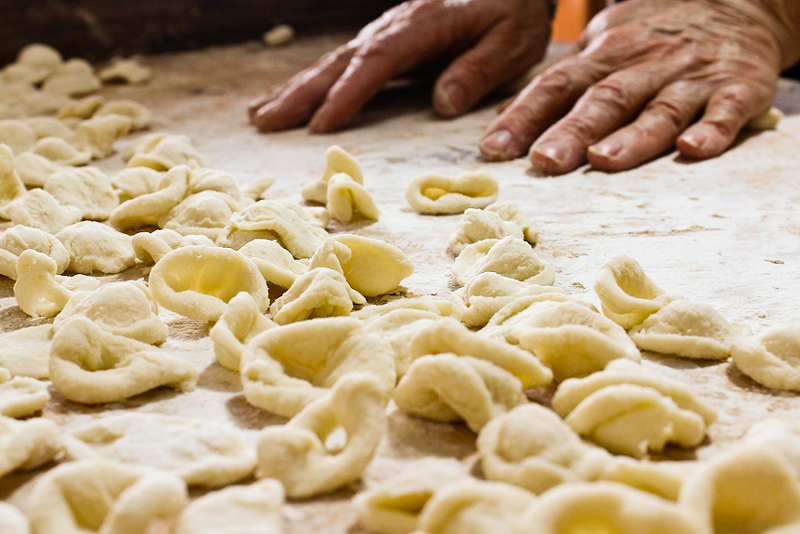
[738,0,800,69]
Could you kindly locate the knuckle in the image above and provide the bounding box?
[585,81,637,115]
[535,66,577,95]
[645,98,694,130]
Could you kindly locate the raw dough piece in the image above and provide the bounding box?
[477,403,611,494]
[416,478,536,534]
[54,280,169,345]
[0,143,26,218]
[4,188,83,234]
[25,458,188,534]
[360,308,444,377]
[629,299,749,360]
[124,132,206,170]
[551,358,717,426]
[171,478,284,534]
[13,151,65,188]
[269,267,363,324]
[0,415,62,479]
[0,502,29,534]
[43,166,119,220]
[263,24,296,47]
[0,376,50,418]
[485,201,538,244]
[240,317,395,417]
[67,413,257,488]
[352,295,463,321]
[255,372,389,498]
[98,59,152,84]
[408,318,553,388]
[406,171,499,214]
[519,481,702,534]
[599,457,699,501]
[731,323,800,391]
[302,144,363,204]
[148,244,269,323]
[157,190,242,240]
[326,172,381,223]
[32,136,92,165]
[41,58,102,96]
[332,233,414,296]
[563,383,707,458]
[132,228,214,264]
[240,174,276,201]
[448,207,524,256]
[49,316,199,404]
[742,418,800,480]
[0,324,53,379]
[108,164,189,231]
[71,114,133,159]
[393,354,528,432]
[56,221,136,275]
[56,94,105,121]
[111,166,163,202]
[353,460,468,534]
[0,119,36,154]
[452,236,555,287]
[0,224,71,280]
[679,445,800,534]
[485,298,640,382]
[24,116,74,140]
[210,291,277,371]
[13,250,73,318]
[217,199,329,258]
[594,255,678,330]
[187,164,245,201]
[93,101,151,131]
[238,238,310,289]
[746,106,784,129]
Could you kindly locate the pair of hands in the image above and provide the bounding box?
[249,0,800,175]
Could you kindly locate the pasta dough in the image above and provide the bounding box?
[406,171,499,214]
[56,221,136,275]
[210,291,277,371]
[0,376,50,418]
[731,323,800,391]
[0,502,29,534]
[269,267,363,324]
[4,188,83,234]
[302,144,364,204]
[0,143,27,218]
[326,172,381,223]
[451,236,555,287]
[13,250,73,318]
[43,166,119,221]
[0,224,71,280]
[0,415,62,479]
[0,324,53,379]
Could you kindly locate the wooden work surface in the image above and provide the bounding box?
[2,35,800,532]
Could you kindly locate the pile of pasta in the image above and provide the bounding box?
[2,43,800,534]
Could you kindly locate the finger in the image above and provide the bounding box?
[677,82,773,159]
[587,80,707,171]
[250,47,356,132]
[432,21,550,117]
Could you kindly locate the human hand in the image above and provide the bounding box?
[480,0,800,174]
[248,0,552,133]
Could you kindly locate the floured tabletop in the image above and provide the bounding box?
[2,35,800,533]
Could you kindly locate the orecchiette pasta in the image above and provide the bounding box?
[255,372,389,498]
[0,224,71,280]
[302,144,364,204]
[0,120,36,154]
[731,323,800,391]
[108,164,189,231]
[57,94,105,121]
[0,502,29,534]
[13,151,65,187]
[326,172,381,223]
[0,415,62,479]
[0,376,50,418]
[209,291,277,371]
[448,207,524,256]
[131,228,215,264]
[93,99,152,130]
[43,166,119,220]
[4,188,83,234]
[56,221,136,275]
[451,236,555,287]
[124,132,205,170]
[238,238,310,289]
[157,190,242,240]
[405,171,499,215]
[0,143,27,218]
[331,233,414,297]
[97,59,152,84]
[13,250,73,318]
[70,114,133,159]
[0,324,53,379]
[269,267,363,324]
[32,135,92,165]
[41,58,102,96]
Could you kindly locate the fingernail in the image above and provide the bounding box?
[681,133,705,149]
[437,82,468,117]
[533,142,567,166]
[480,130,513,159]
[588,140,623,159]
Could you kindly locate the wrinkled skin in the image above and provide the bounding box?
[248,0,800,175]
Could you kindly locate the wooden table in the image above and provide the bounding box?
[2,35,800,533]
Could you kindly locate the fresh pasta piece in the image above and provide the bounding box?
[416,478,536,534]
[94,100,152,130]
[149,244,268,323]
[13,151,65,187]
[552,358,717,426]
[594,255,677,330]
[519,481,703,534]
[352,295,463,321]
[408,318,553,388]
[32,135,92,165]
[43,166,119,220]
[476,403,611,494]
[66,413,257,488]
[263,23,296,46]
[56,94,105,121]
[485,201,538,244]
[25,458,188,534]
[629,299,749,360]
[0,324,53,379]
[97,59,152,84]
[599,457,699,501]
[240,317,395,417]
[448,207,524,256]
[124,132,205,170]
[302,144,364,204]
[331,233,414,297]
[49,316,199,404]
[13,250,73,318]
[563,383,707,458]
[238,238,310,289]
[731,323,800,391]
[240,174,276,201]
[255,372,389,498]
[71,114,133,159]
[0,415,62,478]
[679,445,800,534]
[54,281,169,345]
[56,221,136,274]
[4,188,83,234]
[132,228,214,264]
[0,119,36,154]
[41,58,102,96]
[353,460,468,534]
[360,308,445,377]
[111,166,163,202]
[0,143,26,218]
[217,199,329,258]
[0,224,71,280]
[108,163,189,231]
[485,298,640,382]
[0,376,50,418]
[742,418,800,478]
[157,190,242,240]
[0,502,29,534]
[452,236,555,287]
[406,171,499,214]
[746,106,784,130]
[171,478,284,534]
[186,164,244,201]
[393,354,528,432]
[24,116,74,140]
[209,291,277,371]
[269,267,363,325]
[326,172,381,223]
